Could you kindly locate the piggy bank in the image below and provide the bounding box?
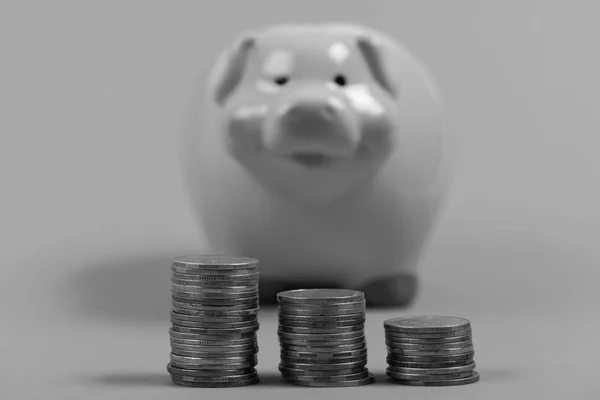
[180,23,453,306]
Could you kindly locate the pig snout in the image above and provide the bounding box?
[263,89,361,164]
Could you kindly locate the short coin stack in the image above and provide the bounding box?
[167,255,260,387]
[277,289,374,387]
[384,316,479,386]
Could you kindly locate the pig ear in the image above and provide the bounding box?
[356,35,398,97]
[212,35,256,105]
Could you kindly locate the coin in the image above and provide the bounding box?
[170,360,257,371]
[278,336,366,347]
[278,312,365,322]
[171,283,258,293]
[169,336,257,346]
[387,368,473,380]
[172,300,259,311]
[172,348,258,358]
[171,318,259,329]
[170,370,258,383]
[385,328,472,339]
[172,255,258,268]
[386,340,473,350]
[171,343,258,352]
[278,364,367,376]
[384,316,471,333]
[278,318,366,328]
[281,354,367,365]
[385,334,472,345]
[169,328,256,340]
[388,346,474,356]
[278,300,366,310]
[170,307,259,317]
[171,273,259,282]
[279,360,367,371]
[172,296,259,306]
[387,362,476,375]
[387,351,475,362]
[170,375,259,387]
[170,311,257,323]
[286,373,374,387]
[167,363,255,377]
[387,359,475,369]
[278,324,365,334]
[277,289,365,304]
[171,325,259,335]
[280,341,367,353]
[277,330,364,341]
[280,370,370,382]
[283,348,367,359]
[390,371,480,386]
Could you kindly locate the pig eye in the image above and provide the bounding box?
[333,74,347,87]
[274,76,289,86]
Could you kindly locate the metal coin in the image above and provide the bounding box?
[277,331,364,341]
[278,318,365,328]
[385,334,472,345]
[279,360,367,371]
[279,336,366,347]
[172,300,259,310]
[281,354,367,365]
[387,369,473,380]
[277,289,364,304]
[172,255,258,268]
[170,360,257,371]
[171,348,257,358]
[171,376,259,387]
[170,311,257,323]
[282,347,367,359]
[278,299,366,310]
[171,283,258,293]
[170,353,257,365]
[286,373,374,387]
[390,371,480,386]
[171,288,257,299]
[172,294,258,304]
[278,324,365,334]
[171,325,259,335]
[277,312,365,322]
[169,370,258,382]
[387,362,476,375]
[387,352,475,363]
[171,343,258,352]
[384,316,470,333]
[171,272,258,282]
[385,328,472,339]
[167,363,255,377]
[387,359,475,369]
[386,340,473,350]
[171,319,259,329]
[169,336,257,346]
[388,346,474,356]
[280,341,366,353]
[280,370,370,382]
[170,307,259,317]
[169,328,256,340]
[278,364,366,376]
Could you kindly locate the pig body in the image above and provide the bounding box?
[180,23,453,306]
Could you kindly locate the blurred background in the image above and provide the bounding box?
[0,0,597,397]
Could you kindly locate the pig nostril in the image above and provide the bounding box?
[333,74,347,87]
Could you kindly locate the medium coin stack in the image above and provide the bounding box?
[277,289,374,387]
[384,316,479,386]
[167,255,260,388]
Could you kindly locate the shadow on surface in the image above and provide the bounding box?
[85,372,171,387]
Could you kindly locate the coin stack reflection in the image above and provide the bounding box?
[167,255,260,387]
[277,289,374,387]
[384,316,479,386]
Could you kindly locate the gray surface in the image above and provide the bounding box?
[1,0,599,398]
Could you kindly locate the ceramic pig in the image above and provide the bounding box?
[180,22,453,306]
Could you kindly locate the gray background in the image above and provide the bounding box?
[1,0,598,398]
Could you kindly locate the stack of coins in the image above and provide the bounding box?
[276,289,374,387]
[167,255,260,387]
[384,316,479,386]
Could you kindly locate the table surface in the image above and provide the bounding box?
[2,230,597,400]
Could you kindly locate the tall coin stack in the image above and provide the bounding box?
[277,289,374,387]
[384,316,479,386]
[167,255,260,388]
